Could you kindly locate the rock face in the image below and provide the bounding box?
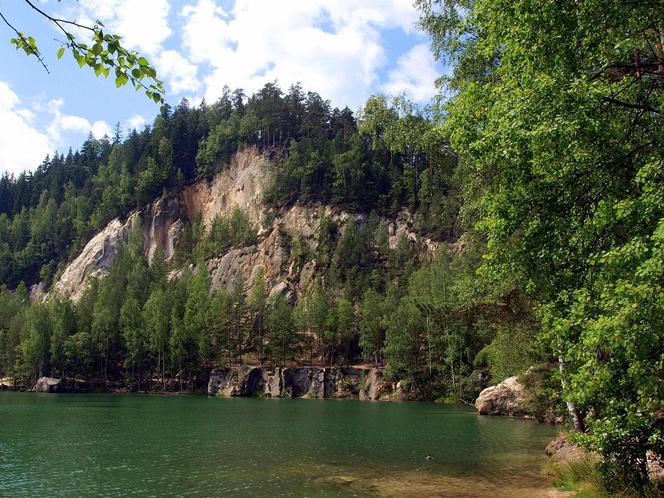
[52,148,438,302]
[53,218,131,301]
[475,376,527,416]
[31,377,63,393]
[182,148,268,228]
[208,366,393,400]
[143,196,185,263]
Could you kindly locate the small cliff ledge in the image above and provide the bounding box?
[474,376,527,416]
[208,366,393,400]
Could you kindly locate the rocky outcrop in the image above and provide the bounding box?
[31,377,63,393]
[30,376,95,393]
[208,366,393,400]
[182,148,268,228]
[53,148,440,302]
[53,218,131,301]
[143,196,185,263]
[52,196,185,301]
[475,376,527,416]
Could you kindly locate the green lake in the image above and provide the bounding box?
[0,392,558,497]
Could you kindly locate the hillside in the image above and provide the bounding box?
[2,0,663,492]
[3,86,528,404]
[52,148,436,305]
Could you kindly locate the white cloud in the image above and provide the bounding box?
[0,84,117,175]
[91,120,113,139]
[381,44,439,103]
[126,114,147,130]
[58,116,92,134]
[45,99,111,142]
[0,82,51,175]
[68,0,172,55]
[157,50,201,94]
[64,0,202,100]
[179,0,421,108]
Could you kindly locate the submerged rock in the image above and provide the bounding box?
[475,376,527,416]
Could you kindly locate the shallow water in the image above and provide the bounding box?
[0,392,557,497]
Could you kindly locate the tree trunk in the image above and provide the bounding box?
[558,351,585,432]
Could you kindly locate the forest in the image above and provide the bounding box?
[1,84,530,400]
[0,0,662,493]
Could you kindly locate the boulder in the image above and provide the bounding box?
[32,377,63,393]
[475,376,527,416]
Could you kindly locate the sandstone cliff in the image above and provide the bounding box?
[52,148,436,302]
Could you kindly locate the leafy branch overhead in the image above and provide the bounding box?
[2,0,164,104]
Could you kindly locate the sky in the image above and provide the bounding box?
[0,0,444,176]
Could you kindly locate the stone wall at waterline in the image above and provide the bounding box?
[208,366,395,401]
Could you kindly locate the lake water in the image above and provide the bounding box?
[0,392,558,497]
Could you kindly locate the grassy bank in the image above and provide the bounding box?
[547,455,662,498]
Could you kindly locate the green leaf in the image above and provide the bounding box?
[57,47,65,59]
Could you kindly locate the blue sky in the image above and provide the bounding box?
[0,0,444,175]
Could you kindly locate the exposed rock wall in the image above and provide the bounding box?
[143,196,185,263]
[208,366,393,401]
[52,197,185,301]
[182,148,269,228]
[53,218,131,301]
[52,148,439,302]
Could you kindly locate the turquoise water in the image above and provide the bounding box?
[0,392,557,497]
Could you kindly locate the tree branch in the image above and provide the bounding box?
[602,96,661,114]
[0,10,49,73]
[22,0,95,32]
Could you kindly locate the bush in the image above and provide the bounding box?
[476,324,538,383]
